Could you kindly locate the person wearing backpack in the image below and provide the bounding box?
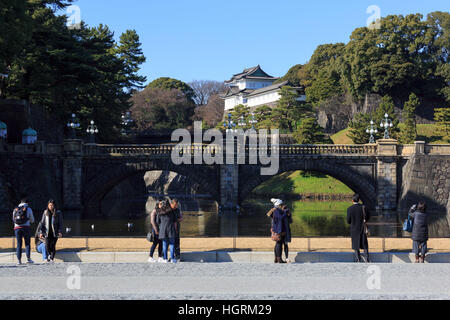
[38,200,63,263]
[12,196,35,265]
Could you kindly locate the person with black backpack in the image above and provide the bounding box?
[12,196,35,265]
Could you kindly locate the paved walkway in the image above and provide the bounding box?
[0,263,449,300]
[1,237,450,253]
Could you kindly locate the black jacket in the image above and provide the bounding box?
[347,203,370,250]
[38,210,63,238]
[157,208,177,240]
[409,210,428,242]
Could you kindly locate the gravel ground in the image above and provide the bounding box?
[0,262,449,300]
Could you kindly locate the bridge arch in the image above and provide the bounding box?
[82,159,220,213]
[239,159,377,209]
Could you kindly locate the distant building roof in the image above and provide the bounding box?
[221,81,304,99]
[221,87,254,99]
[225,65,279,83]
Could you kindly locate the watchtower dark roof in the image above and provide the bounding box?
[225,65,279,83]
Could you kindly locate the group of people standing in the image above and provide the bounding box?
[267,194,429,264]
[11,194,430,265]
[12,196,63,265]
[346,194,429,263]
[148,198,183,263]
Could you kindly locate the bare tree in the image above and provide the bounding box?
[130,87,195,131]
[201,94,225,127]
[189,80,228,106]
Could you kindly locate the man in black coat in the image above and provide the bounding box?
[346,194,371,262]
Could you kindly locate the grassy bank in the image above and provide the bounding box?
[251,171,353,197]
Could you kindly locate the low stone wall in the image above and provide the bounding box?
[1,237,450,253]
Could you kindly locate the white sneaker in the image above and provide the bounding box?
[161,259,168,263]
[147,257,156,263]
[157,257,164,263]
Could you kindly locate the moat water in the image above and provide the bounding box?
[1,196,448,238]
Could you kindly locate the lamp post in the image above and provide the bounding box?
[0,120,7,140]
[380,113,393,139]
[366,120,378,144]
[86,120,99,144]
[66,113,80,139]
[238,115,247,129]
[223,113,236,134]
[0,71,9,98]
[121,111,133,136]
[249,113,257,133]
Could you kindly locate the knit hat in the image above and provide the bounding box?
[270,198,283,207]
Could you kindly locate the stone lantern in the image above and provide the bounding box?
[22,127,37,145]
[0,121,6,139]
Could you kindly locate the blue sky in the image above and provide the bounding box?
[69,0,448,84]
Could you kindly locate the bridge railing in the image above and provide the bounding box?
[85,144,175,156]
[426,144,450,155]
[4,141,448,157]
[84,143,378,157]
[85,144,222,157]
[243,144,378,156]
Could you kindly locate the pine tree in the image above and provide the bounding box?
[399,93,419,144]
[272,86,312,132]
[116,29,147,92]
[229,104,250,129]
[434,107,450,140]
[348,112,374,144]
[293,117,331,144]
[253,105,273,129]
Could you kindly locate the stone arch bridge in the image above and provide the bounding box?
[1,139,449,216]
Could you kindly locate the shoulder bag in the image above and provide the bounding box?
[362,205,370,237]
[403,214,413,232]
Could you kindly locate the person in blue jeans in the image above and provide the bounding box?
[12,196,35,265]
[157,200,177,263]
[170,198,183,261]
[34,225,48,263]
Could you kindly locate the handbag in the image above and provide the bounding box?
[403,215,413,232]
[270,227,281,242]
[271,231,281,242]
[146,231,154,242]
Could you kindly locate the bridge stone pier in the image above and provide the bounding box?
[0,139,449,218]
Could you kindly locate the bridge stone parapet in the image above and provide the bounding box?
[0,139,449,216]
